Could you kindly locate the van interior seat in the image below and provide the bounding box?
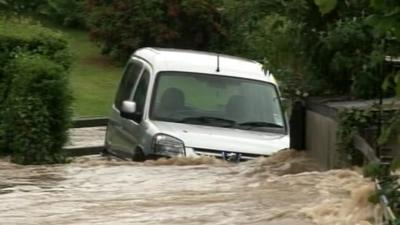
[225,95,246,121]
[157,87,185,116]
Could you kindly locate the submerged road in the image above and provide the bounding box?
[0,148,378,225]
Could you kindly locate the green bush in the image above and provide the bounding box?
[223,0,400,99]
[0,18,72,164]
[0,18,71,69]
[0,0,43,13]
[4,96,54,164]
[40,0,87,28]
[314,19,378,98]
[0,18,71,104]
[0,0,86,28]
[1,55,72,164]
[86,0,226,61]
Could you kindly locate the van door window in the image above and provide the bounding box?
[115,61,143,110]
[133,70,150,114]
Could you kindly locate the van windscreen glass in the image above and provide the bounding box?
[150,72,286,133]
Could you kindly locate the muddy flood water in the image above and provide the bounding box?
[0,150,381,225]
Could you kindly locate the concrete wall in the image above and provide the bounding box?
[304,98,400,169]
[305,110,339,170]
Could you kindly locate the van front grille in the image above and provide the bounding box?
[192,148,264,161]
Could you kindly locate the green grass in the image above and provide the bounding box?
[55,28,122,117]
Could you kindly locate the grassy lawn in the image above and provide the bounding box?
[56,28,122,117]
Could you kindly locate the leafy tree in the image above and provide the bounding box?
[0,0,86,28]
[367,0,400,96]
[86,0,227,61]
[40,0,86,28]
[223,0,398,99]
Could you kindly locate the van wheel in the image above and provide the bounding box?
[132,148,146,162]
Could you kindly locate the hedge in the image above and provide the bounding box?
[0,18,71,70]
[0,18,72,164]
[0,18,71,104]
[1,55,72,164]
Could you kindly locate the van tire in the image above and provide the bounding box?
[132,147,146,162]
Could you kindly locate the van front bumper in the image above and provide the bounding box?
[185,147,265,161]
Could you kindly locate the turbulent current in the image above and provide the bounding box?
[0,150,380,225]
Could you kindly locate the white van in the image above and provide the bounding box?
[105,48,289,161]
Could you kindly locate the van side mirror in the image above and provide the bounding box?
[121,101,142,122]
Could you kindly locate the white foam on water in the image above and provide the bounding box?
[0,150,380,225]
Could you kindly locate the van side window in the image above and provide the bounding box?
[133,70,150,114]
[115,61,143,110]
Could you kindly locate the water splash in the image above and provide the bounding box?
[0,150,379,225]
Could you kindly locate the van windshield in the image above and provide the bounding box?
[150,72,286,133]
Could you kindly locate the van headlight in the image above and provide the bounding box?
[152,134,185,156]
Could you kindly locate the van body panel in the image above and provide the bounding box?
[105,48,290,160]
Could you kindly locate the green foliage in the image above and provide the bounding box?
[368,0,400,39]
[316,19,380,97]
[2,0,400,100]
[223,0,399,99]
[250,15,312,98]
[338,105,400,220]
[0,17,71,104]
[0,17,71,72]
[0,18,72,164]
[363,162,385,178]
[86,0,227,61]
[0,108,8,155]
[391,159,400,171]
[222,1,315,98]
[397,74,400,96]
[0,0,43,13]
[368,0,400,99]
[336,108,375,166]
[40,0,86,28]
[1,55,72,164]
[314,0,337,15]
[378,111,400,145]
[377,176,400,218]
[0,0,86,28]
[367,191,379,204]
[4,96,55,164]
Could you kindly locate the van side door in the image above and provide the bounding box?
[119,68,151,157]
[107,59,143,157]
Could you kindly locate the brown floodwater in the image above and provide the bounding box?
[0,150,381,225]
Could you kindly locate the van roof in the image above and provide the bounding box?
[132,48,277,84]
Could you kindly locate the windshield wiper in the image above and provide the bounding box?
[238,121,284,129]
[178,116,236,127]
[177,117,283,130]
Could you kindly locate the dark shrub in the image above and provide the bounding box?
[86,0,226,61]
[315,19,378,98]
[0,0,43,12]
[0,0,86,28]
[1,55,72,164]
[40,0,87,28]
